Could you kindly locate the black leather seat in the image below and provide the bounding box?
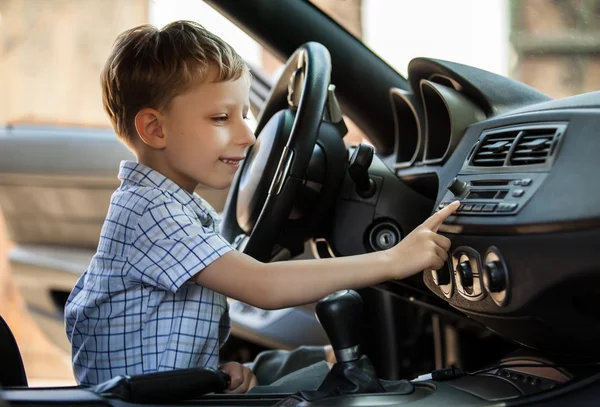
[0,314,28,386]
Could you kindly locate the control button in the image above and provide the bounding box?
[483,247,509,306]
[458,204,465,211]
[472,204,484,212]
[483,204,497,212]
[483,261,507,292]
[497,203,518,212]
[512,189,524,197]
[433,265,451,286]
[448,177,468,196]
[456,261,473,288]
[462,204,474,212]
[521,178,532,186]
[438,202,448,210]
[513,180,522,186]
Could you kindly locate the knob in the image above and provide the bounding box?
[483,261,506,292]
[433,264,451,286]
[316,290,363,362]
[348,144,376,198]
[448,177,468,196]
[456,261,473,287]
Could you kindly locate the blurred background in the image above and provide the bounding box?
[1,0,599,386]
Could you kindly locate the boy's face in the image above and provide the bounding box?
[160,72,256,191]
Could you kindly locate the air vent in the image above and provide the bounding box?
[471,131,519,167]
[509,128,557,166]
[470,124,565,168]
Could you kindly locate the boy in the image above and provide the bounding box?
[65,20,458,393]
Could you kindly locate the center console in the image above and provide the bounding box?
[423,104,600,361]
[430,122,567,308]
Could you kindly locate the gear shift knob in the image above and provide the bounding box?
[316,290,363,362]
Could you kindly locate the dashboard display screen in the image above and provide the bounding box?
[466,190,499,200]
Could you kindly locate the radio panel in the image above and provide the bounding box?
[438,173,547,216]
[437,123,566,216]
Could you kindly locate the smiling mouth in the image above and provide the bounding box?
[219,157,245,167]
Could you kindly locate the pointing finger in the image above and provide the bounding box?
[423,201,460,232]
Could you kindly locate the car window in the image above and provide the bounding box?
[311,0,600,99]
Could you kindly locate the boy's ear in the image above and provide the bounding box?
[134,108,167,149]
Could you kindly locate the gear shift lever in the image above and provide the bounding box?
[313,290,385,395]
[277,290,414,404]
[316,290,363,363]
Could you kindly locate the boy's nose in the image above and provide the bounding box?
[239,124,256,146]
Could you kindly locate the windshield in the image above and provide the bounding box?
[311,0,600,99]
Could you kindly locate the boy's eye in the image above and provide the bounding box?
[212,115,228,123]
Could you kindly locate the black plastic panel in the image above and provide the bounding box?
[390,89,423,166]
[408,58,551,116]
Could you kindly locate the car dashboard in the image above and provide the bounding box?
[384,58,600,360]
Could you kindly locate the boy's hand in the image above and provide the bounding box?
[324,344,336,368]
[219,362,258,394]
[324,345,336,364]
[387,201,459,279]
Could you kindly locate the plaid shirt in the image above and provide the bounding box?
[65,160,233,386]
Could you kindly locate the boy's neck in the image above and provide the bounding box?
[136,152,198,195]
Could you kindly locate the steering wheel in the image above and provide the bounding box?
[220,42,332,262]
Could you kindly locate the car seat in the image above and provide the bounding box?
[0,314,28,386]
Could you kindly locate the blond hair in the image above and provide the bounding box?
[100,20,250,147]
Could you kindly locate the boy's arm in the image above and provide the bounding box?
[194,202,459,310]
[195,247,392,310]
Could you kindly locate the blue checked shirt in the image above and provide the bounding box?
[65,160,234,386]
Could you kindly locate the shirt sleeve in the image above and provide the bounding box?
[127,199,233,293]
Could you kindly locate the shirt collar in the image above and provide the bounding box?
[118,160,220,230]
